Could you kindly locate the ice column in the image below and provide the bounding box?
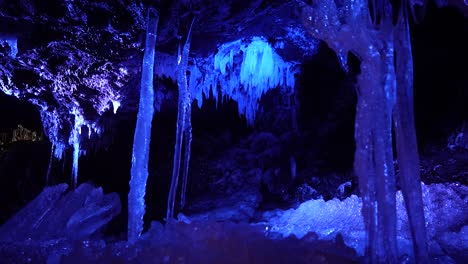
[299,0,419,261]
[167,19,195,220]
[128,8,159,243]
[393,6,429,262]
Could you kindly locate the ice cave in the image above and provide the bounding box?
[0,0,467,263]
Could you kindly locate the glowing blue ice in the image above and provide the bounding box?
[191,37,297,125]
[214,40,241,75]
[111,99,121,114]
[128,8,159,243]
[1,36,18,57]
[69,107,85,189]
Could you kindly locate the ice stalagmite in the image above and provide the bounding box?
[167,18,195,220]
[128,8,159,243]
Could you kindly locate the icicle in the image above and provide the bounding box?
[186,37,297,126]
[167,18,195,220]
[394,5,429,262]
[70,129,80,189]
[46,144,54,185]
[111,99,121,114]
[69,106,84,189]
[205,37,297,125]
[127,8,159,243]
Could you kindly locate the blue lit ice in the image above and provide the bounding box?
[127,8,159,243]
[190,37,297,125]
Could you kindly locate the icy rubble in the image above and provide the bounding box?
[262,182,468,261]
[0,183,121,242]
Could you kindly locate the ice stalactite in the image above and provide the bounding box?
[300,0,427,262]
[69,107,85,189]
[155,37,298,126]
[46,145,54,185]
[31,102,66,185]
[188,37,297,125]
[128,8,159,243]
[70,132,80,188]
[167,18,195,220]
[393,4,429,262]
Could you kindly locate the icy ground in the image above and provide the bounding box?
[0,182,466,263]
[258,182,468,263]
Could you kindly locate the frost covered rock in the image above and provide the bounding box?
[0,183,120,242]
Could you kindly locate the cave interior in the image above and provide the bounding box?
[0,0,467,263]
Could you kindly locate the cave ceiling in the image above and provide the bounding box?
[0,0,466,151]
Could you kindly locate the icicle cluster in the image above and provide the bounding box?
[190,37,297,125]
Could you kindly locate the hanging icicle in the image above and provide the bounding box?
[69,106,85,189]
[189,37,297,125]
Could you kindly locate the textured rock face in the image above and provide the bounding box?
[0,0,144,156]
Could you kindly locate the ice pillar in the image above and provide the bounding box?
[299,0,411,261]
[167,18,195,220]
[128,8,159,243]
[393,6,429,262]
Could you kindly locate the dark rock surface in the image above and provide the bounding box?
[0,183,121,242]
